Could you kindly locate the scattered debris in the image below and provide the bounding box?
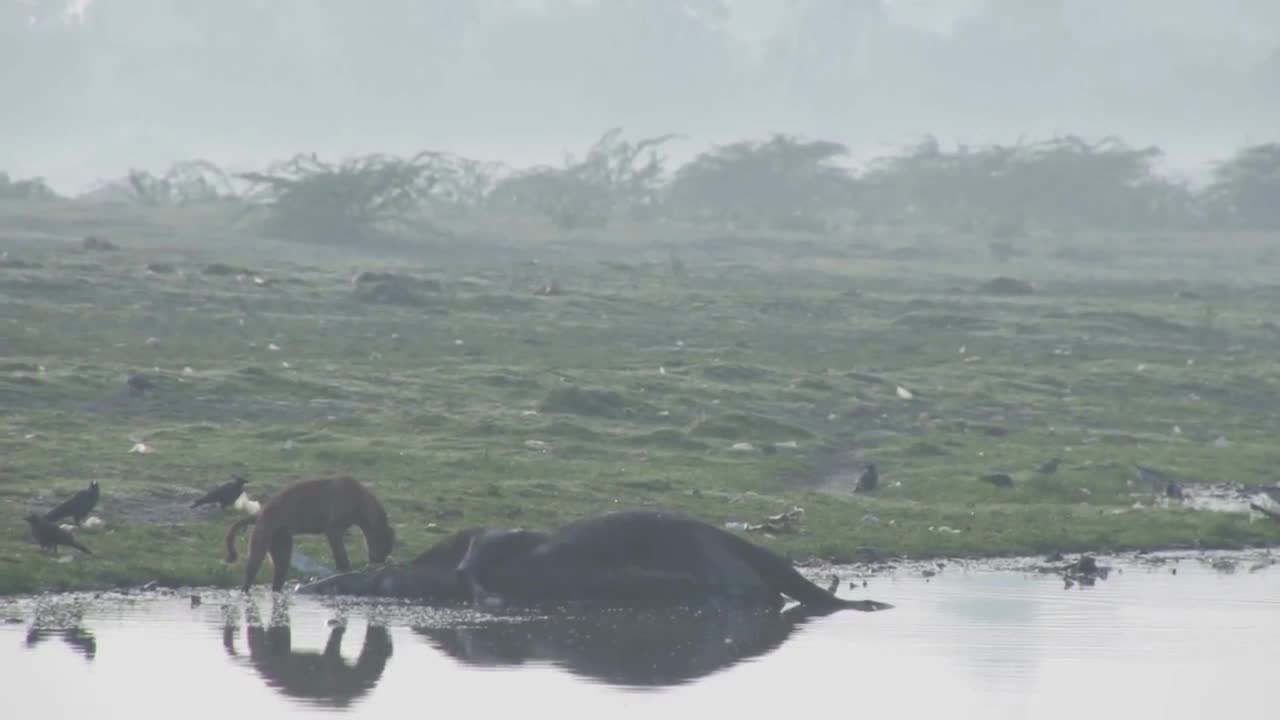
[227,489,259,512]
[744,507,805,535]
[1250,503,1280,523]
[1210,559,1237,574]
[1248,557,1278,573]
[1037,554,1112,586]
[533,280,563,296]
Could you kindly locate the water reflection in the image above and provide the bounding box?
[20,599,98,662]
[24,626,97,662]
[3,559,1276,719]
[222,598,393,709]
[416,603,825,688]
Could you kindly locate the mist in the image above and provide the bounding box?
[2,0,1277,193]
[5,3,1280,711]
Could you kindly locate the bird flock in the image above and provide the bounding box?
[23,475,252,557]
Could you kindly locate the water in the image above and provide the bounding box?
[3,553,1277,719]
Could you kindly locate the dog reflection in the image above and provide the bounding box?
[223,610,392,708]
[24,626,97,662]
[415,603,826,688]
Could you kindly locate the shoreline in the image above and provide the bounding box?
[2,538,1276,600]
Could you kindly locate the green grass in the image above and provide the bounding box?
[1,199,1278,594]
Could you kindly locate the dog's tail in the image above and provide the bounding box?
[224,515,256,563]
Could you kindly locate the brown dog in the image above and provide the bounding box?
[224,476,395,592]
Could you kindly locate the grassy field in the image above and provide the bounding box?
[2,198,1279,594]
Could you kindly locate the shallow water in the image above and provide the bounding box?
[3,553,1277,719]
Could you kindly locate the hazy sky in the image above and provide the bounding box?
[2,0,1276,192]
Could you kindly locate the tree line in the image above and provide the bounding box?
[3,130,1277,243]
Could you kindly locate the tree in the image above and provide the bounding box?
[856,134,1192,230]
[486,128,680,228]
[1204,143,1280,229]
[236,152,444,245]
[664,134,856,228]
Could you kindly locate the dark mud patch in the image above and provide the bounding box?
[99,485,221,526]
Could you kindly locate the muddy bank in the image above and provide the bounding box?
[2,547,1275,613]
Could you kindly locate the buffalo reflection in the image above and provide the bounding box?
[24,626,97,662]
[415,603,827,688]
[222,601,392,709]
